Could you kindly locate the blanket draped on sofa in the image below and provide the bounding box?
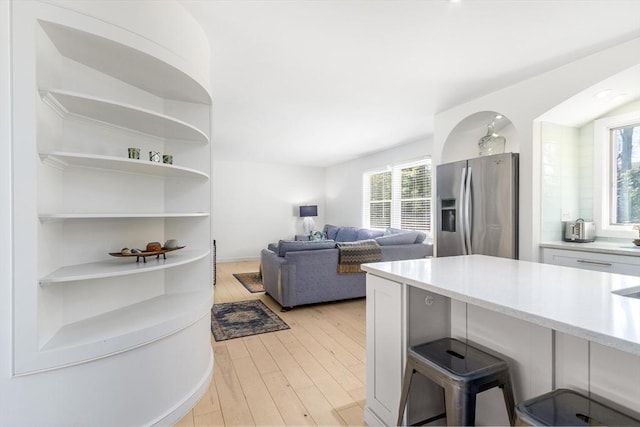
[336,239,382,274]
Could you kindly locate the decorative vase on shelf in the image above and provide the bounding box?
[478,122,506,156]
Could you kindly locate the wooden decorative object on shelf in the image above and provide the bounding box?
[109,246,185,263]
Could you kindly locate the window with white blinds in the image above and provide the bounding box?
[363,159,431,232]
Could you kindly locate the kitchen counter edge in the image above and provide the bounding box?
[540,240,640,256]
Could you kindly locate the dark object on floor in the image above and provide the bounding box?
[515,388,640,426]
[211,299,289,341]
[212,239,216,286]
[397,337,516,426]
[232,272,264,293]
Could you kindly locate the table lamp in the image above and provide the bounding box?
[299,205,318,236]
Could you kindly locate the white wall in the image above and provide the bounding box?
[433,37,640,262]
[325,139,432,228]
[540,99,640,242]
[212,159,325,261]
[540,122,581,242]
[0,0,13,417]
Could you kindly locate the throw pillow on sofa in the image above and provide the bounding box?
[384,227,427,243]
[335,226,360,242]
[356,228,385,240]
[375,231,419,246]
[310,231,327,241]
[324,224,340,241]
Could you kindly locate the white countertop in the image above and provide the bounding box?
[540,240,640,256]
[362,255,640,356]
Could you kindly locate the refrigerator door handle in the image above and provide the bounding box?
[459,167,467,255]
[464,166,473,254]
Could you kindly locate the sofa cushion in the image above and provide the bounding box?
[324,224,340,241]
[414,231,427,243]
[277,239,336,257]
[357,228,385,240]
[376,231,419,246]
[335,227,360,242]
[386,227,427,243]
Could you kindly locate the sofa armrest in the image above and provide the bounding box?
[260,249,288,305]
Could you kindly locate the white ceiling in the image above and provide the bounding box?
[180,0,640,168]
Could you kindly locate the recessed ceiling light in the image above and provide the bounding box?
[495,114,503,120]
[450,0,462,3]
[595,89,612,99]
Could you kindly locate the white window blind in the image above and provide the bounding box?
[363,159,431,232]
[363,170,392,229]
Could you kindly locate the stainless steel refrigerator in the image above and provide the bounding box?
[436,152,519,258]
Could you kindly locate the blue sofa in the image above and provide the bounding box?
[260,225,432,310]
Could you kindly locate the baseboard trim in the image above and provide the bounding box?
[364,406,387,426]
[216,256,260,263]
[149,347,214,426]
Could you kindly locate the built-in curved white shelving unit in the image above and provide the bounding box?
[40,89,209,143]
[39,151,209,179]
[39,212,209,221]
[41,289,212,359]
[12,7,213,402]
[40,249,210,285]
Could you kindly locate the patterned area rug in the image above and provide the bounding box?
[211,300,289,341]
[232,272,264,293]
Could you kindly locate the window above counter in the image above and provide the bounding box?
[594,111,640,238]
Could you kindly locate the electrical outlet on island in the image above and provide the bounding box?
[561,211,572,221]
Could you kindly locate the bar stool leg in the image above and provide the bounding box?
[444,385,476,426]
[397,359,417,426]
[500,374,516,426]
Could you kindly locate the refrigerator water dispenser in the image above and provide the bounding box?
[441,199,456,232]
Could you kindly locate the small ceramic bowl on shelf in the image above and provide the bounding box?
[633,239,640,246]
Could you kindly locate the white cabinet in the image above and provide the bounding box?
[365,274,450,426]
[543,248,640,276]
[12,1,212,374]
[365,274,403,426]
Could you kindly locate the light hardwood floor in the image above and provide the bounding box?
[176,260,367,427]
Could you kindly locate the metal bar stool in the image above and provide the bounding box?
[515,388,640,426]
[397,337,516,426]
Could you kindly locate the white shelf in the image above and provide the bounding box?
[40,20,211,104]
[40,89,209,143]
[40,249,210,285]
[41,290,212,354]
[39,212,210,222]
[39,151,209,179]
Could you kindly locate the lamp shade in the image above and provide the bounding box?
[299,205,318,217]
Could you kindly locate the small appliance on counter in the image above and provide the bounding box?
[563,218,595,243]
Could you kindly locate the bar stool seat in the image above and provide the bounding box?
[397,337,516,426]
[515,388,640,426]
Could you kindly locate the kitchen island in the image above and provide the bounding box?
[362,255,640,426]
